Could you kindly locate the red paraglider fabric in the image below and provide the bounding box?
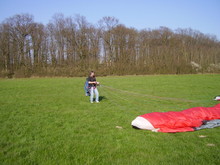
[140,104,220,133]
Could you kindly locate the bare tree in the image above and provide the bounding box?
[0,13,220,77]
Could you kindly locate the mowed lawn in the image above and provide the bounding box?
[0,74,220,165]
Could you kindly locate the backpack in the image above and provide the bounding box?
[84,79,90,96]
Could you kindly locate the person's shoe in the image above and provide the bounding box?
[96,101,100,103]
[91,102,93,103]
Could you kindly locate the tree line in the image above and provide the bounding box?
[0,13,219,78]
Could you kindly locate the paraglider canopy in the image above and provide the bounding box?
[214,96,220,101]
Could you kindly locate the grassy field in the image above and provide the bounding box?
[0,74,220,165]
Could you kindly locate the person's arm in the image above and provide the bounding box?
[87,77,94,84]
[88,81,97,84]
[88,77,100,84]
[88,81,100,85]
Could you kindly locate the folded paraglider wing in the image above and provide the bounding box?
[133,104,220,133]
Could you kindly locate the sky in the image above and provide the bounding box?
[0,0,220,40]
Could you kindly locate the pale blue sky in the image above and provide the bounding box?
[0,0,220,40]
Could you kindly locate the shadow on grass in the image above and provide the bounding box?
[99,96,107,102]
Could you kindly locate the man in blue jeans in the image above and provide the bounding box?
[87,71,100,103]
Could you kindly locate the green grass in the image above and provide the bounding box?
[0,74,220,165]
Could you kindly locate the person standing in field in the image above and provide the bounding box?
[88,71,100,103]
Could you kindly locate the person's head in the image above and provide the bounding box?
[89,71,95,77]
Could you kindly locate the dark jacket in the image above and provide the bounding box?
[87,76,96,87]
